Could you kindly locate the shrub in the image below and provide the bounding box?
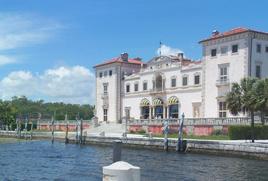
[229,125,268,140]
[212,129,224,136]
[137,129,146,134]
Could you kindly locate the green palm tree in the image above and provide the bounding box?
[226,78,258,142]
[253,78,268,124]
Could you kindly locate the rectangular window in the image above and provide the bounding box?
[171,78,176,87]
[109,70,112,76]
[256,65,261,78]
[194,75,200,85]
[232,44,238,53]
[182,76,188,86]
[99,72,103,78]
[220,46,228,55]
[103,109,108,122]
[104,71,107,77]
[143,82,147,91]
[266,46,268,53]
[134,83,139,92]
[211,49,217,57]
[126,85,130,93]
[103,84,108,94]
[219,102,227,118]
[257,44,261,53]
[219,66,228,82]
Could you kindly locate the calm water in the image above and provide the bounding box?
[0,140,268,181]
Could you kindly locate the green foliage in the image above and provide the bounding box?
[212,129,225,136]
[226,78,268,142]
[229,125,268,140]
[137,129,146,134]
[10,96,94,120]
[0,96,95,127]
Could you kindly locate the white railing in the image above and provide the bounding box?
[127,117,268,126]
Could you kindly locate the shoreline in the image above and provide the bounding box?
[0,130,268,161]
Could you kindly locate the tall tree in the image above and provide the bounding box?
[226,77,258,142]
[253,78,268,124]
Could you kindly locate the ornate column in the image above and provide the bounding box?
[152,107,155,119]
[163,105,166,119]
[167,106,169,119]
[149,106,151,120]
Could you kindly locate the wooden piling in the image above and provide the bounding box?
[65,122,69,144]
[79,119,83,144]
[30,121,33,140]
[51,116,55,144]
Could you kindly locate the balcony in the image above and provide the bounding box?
[150,87,166,95]
[101,93,109,99]
[216,78,230,87]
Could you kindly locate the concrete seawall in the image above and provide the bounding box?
[1,131,267,160]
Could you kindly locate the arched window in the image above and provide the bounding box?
[140,98,150,119]
[168,96,179,118]
[155,75,163,91]
[153,98,164,119]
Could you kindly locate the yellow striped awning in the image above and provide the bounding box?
[168,96,179,105]
[153,98,163,106]
[140,98,150,106]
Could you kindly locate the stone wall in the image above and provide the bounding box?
[129,125,229,136]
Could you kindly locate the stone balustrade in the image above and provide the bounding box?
[127,117,268,126]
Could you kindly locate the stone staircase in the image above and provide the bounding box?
[85,122,126,136]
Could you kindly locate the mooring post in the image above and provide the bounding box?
[51,116,55,144]
[19,119,21,139]
[176,113,185,152]
[79,119,83,144]
[163,120,169,151]
[30,121,33,140]
[113,140,122,163]
[103,161,140,181]
[64,114,69,144]
[75,116,79,144]
[16,118,19,138]
[83,131,87,144]
[24,117,28,139]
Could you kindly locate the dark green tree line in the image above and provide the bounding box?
[0,96,95,127]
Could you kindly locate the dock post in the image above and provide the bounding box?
[30,121,33,140]
[64,114,69,144]
[113,140,122,163]
[176,113,185,152]
[51,116,55,144]
[24,117,28,139]
[65,122,69,144]
[79,119,83,144]
[19,119,21,139]
[16,118,19,138]
[75,116,79,144]
[103,161,140,181]
[163,120,169,151]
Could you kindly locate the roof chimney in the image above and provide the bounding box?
[121,52,128,62]
[177,53,184,60]
[212,30,220,36]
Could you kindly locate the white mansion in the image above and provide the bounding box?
[94,27,268,123]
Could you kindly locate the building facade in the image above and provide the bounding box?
[94,28,268,123]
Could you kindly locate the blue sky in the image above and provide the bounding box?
[0,0,267,104]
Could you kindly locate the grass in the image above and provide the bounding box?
[135,133,230,140]
[0,137,21,143]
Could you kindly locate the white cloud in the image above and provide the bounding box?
[0,66,95,104]
[0,12,62,67]
[0,13,62,50]
[157,44,184,56]
[0,55,17,66]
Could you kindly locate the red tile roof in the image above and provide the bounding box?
[199,27,268,43]
[94,57,143,68]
